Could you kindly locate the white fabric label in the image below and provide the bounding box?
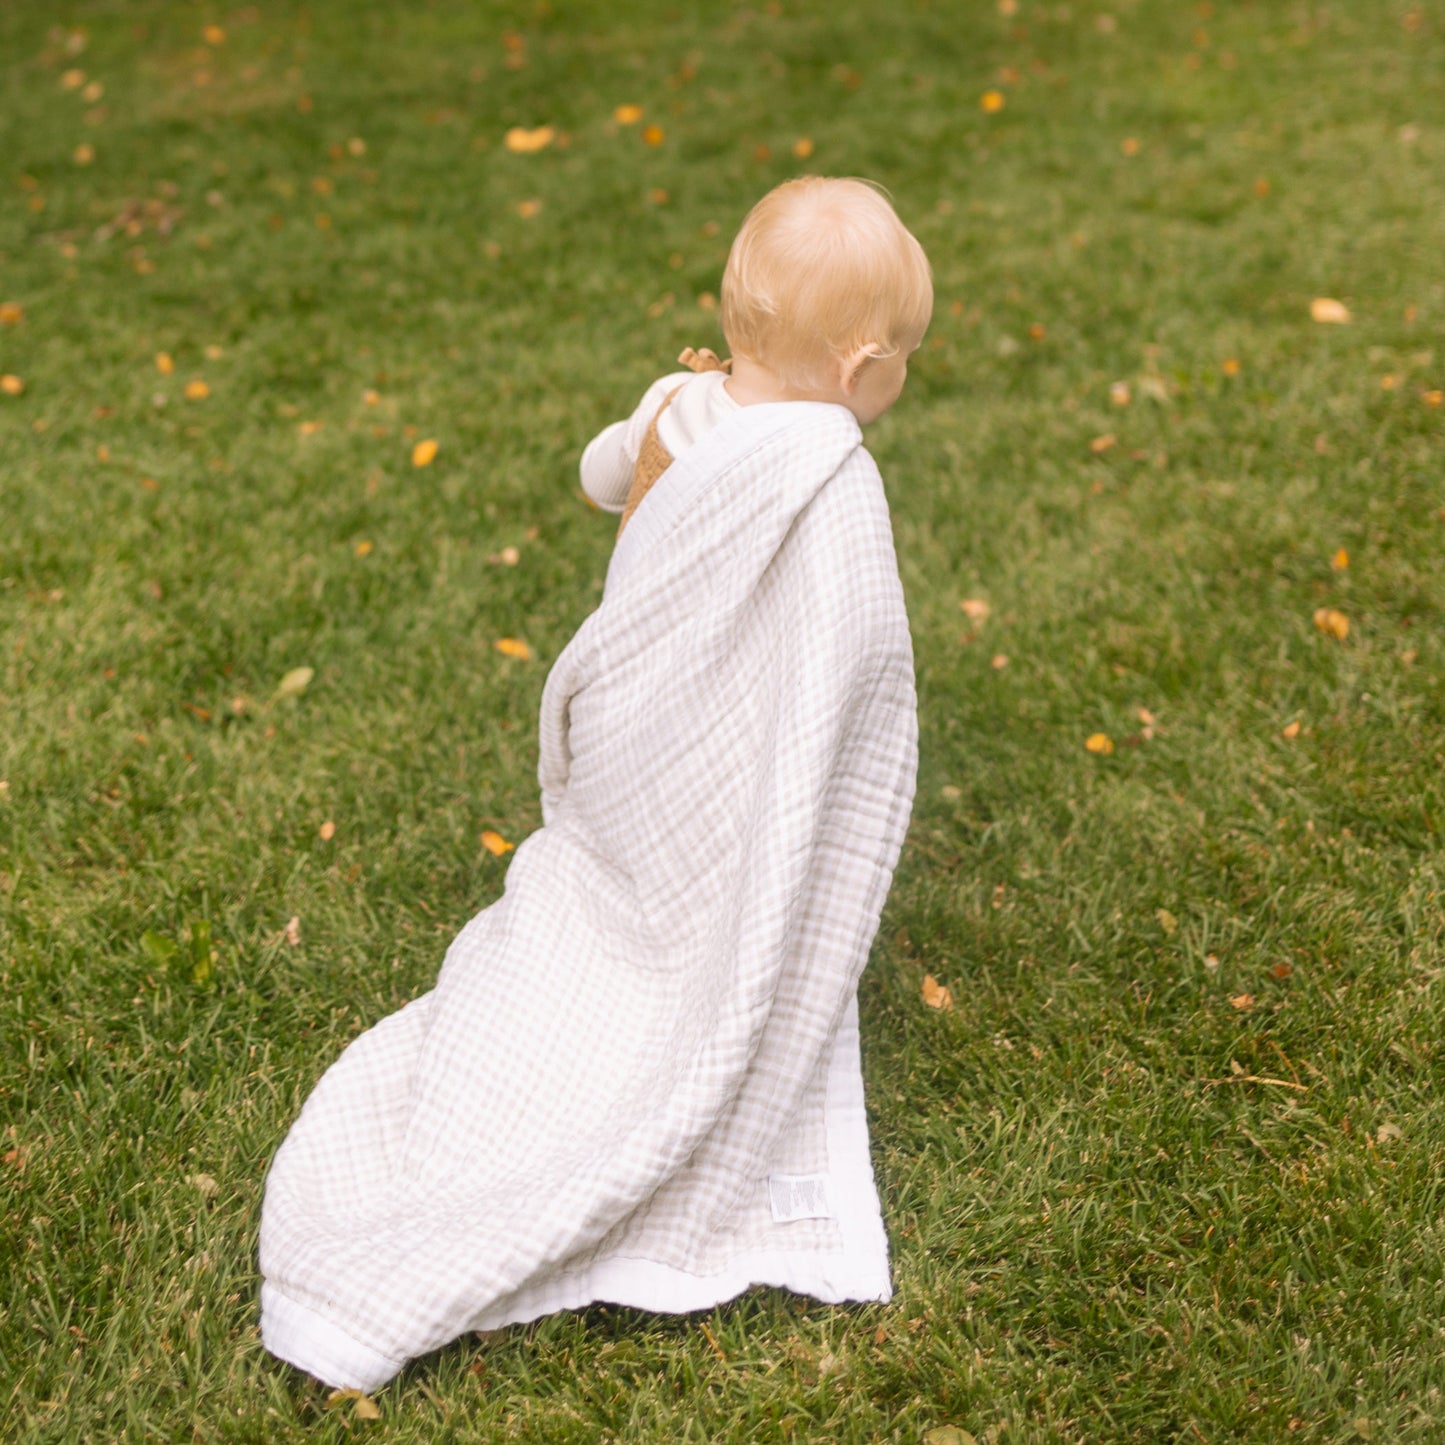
[768,1174,833,1223]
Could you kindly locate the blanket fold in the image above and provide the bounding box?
[259,400,917,1389]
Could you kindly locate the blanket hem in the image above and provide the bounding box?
[260,1281,405,1394]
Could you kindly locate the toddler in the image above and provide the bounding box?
[581,176,931,534]
[259,177,931,1394]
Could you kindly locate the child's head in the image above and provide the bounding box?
[721,178,933,401]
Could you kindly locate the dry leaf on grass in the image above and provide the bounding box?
[481,830,514,856]
[183,379,210,400]
[613,104,643,125]
[1085,733,1114,755]
[959,598,991,623]
[1229,993,1255,1010]
[326,1389,381,1420]
[284,916,301,947]
[318,820,336,841]
[1331,548,1349,571]
[273,666,314,699]
[504,125,555,153]
[925,1428,978,1445]
[1313,607,1350,640]
[921,974,954,1011]
[0,302,22,325]
[1282,720,1302,739]
[494,637,531,660]
[1,375,24,396]
[412,437,439,467]
[1310,297,1351,324]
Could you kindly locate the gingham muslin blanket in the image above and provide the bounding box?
[258,399,918,1391]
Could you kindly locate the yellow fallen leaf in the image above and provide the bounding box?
[183,379,210,400]
[793,137,815,159]
[1,375,24,396]
[203,24,226,44]
[980,90,1005,113]
[62,68,86,89]
[613,104,644,125]
[960,598,991,623]
[0,302,22,325]
[318,820,336,841]
[273,666,314,699]
[1229,993,1255,1010]
[481,829,514,856]
[515,198,542,218]
[354,539,373,557]
[347,136,367,156]
[155,351,174,374]
[504,125,555,154]
[1330,548,1349,571]
[1120,136,1140,156]
[1089,433,1116,454]
[298,419,323,436]
[1085,733,1114,755]
[1221,357,1241,377]
[1425,390,1444,407]
[412,437,439,467]
[643,124,665,145]
[494,637,531,660]
[921,974,954,1011]
[73,143,95,165]
[1282,720,1302,739]
[990,653,1009,670]
[326,1389,381,1420]
[362,388,380,405]
[1310,297,1351,324]
[1109,381,1131,406]
[1313,607,1349,640]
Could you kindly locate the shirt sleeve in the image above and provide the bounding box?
[579,373,691,514]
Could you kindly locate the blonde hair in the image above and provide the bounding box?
[721,177,933,391]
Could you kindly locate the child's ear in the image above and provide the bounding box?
[838,345,880,396]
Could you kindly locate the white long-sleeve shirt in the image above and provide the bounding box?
[580,370,741,513]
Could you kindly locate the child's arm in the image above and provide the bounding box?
[579,369,696,513]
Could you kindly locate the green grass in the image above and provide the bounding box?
[2,0,1443,1439]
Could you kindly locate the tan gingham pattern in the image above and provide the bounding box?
[259,399,918,1383]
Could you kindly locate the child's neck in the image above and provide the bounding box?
[724,355,842,409]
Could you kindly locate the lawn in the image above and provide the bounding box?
[2,0,1443,1439]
